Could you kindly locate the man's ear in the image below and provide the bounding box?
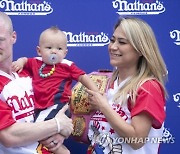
[36,46,41,56]
[12,31,17,44]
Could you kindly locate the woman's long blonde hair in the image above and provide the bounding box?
[110,17,168,105]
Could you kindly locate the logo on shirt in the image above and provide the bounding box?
[64,31,110,47]
[112,0,165,15]
[170,30,180,45]
[7,91,35,120]
[0,0,53,15]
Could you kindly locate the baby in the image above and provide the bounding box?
[12,26,99,154]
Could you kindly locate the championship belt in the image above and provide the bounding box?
[70,70,112,143]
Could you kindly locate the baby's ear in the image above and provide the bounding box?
[64,49,68,56]
[66,49,68,54]
[36,46,41,56]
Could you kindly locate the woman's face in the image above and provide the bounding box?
[108,25,141,70]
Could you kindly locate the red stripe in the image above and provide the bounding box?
[91,116,108,122]
[15,110,34,120]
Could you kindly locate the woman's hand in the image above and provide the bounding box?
[86,89,110,111]
[40,134,65,152]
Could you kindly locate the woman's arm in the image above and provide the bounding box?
[86,89,153,150]
[100,102,152,149]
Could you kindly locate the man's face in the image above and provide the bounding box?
[0,23,16,64]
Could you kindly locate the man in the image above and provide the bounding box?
[0,12,73,154]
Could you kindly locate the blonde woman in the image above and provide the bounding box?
[86,17,167,154]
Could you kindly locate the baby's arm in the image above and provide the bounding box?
[78,74,99,92]
[12,57,28,73]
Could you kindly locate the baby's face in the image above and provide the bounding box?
[37,30,67,65]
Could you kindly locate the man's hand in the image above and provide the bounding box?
[55,104,73,138]
[40,134,65,152]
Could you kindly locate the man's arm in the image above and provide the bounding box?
[0,104,73,148]
[0,118,57,147]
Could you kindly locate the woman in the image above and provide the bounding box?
[86,17,167,154]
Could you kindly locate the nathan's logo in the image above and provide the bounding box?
[170,30,180,45]
[173,93,180,108]
[7,91,34,113]
[162,127,175,144]
[0,0,53,15]
[112,0,165,15]
[64,32,110,47]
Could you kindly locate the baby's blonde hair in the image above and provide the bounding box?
[39,26,67,46]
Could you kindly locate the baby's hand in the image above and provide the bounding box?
[12,60,24,73]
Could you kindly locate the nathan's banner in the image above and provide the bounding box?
[70,70,112,143]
